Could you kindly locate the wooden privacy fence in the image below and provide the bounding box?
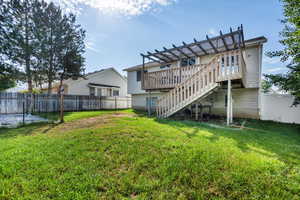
[0,93,131,114]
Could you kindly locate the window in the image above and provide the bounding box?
[113,89,119,96]
[97,88,102,96]
[181,58,188,67]
[89,87,95,96]
[136,70,141,82]
[180,57,196,67]
[188,57,196,65]
[160,64,171,69]
[136,70,147,82]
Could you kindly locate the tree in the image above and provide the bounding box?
[32,1,64,94]
[264,0,300,105]
[2,0,40,93]
[0,0,18,91]
[261,79,272,93]
[56,14,85,123]
[0,63,18,91]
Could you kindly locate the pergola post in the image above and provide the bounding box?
[147,91,151,116]
[227,79,232,126]
[142,55,145,89]
[195,103,199,121]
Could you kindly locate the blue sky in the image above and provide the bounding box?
[57,0,287,75]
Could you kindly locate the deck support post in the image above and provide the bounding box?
[142,56,145,89]
[195,103,199,121]
[230,95,233,123]
[147,91,151,117]
[227,79,232,126]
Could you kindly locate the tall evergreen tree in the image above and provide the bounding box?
[32,1,64,94]
[3,0,40,92]
[0,0,18,91]
[265,0,300,105]
[57,14,85,122]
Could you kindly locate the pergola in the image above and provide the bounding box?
[141,25,245,121]
[141,25,245,65]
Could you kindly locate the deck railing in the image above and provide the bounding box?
[156,49,244,118]
[142,65,203,90]
[142,49,243,90]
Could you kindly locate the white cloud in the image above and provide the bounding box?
[264,67,286,73]
[85,39,100,53]
[263,55,281,65]
[50,0,177,16]
[208,28,218,37]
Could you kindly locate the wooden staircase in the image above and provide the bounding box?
[156,49,244,118]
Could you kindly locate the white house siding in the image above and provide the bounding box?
[261,94,300,124]
[125,38,265,118]
[243,45,262,88]
[66,68,127,96]
[200,88,259,119]
[132,93,162,110]
[127,71,144,95]
[127,62,178,95]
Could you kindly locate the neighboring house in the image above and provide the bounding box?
[45,67,128,97]
[124,26,268,120]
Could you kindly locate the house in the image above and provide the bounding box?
[46,67,128,97]
[124,25,267,121]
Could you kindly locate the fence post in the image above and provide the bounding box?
[115,96,117,110]
[23,101,25,125]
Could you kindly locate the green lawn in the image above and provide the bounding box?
[0,110,299,199]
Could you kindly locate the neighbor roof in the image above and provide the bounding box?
[88,83,120,88]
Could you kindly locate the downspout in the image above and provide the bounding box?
[258,44,263,119]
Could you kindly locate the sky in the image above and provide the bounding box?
[52,0,288,76]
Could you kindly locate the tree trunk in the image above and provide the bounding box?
[25,11,32,93]
[47,80,52,95]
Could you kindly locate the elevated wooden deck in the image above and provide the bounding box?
[142,49,245,91]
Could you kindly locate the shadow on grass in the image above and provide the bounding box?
[154,117,300,165]
[0,122,51,139]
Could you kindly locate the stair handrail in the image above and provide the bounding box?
[157,55,219,105]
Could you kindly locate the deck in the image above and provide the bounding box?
[142,49,245,90]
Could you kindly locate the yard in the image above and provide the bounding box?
[0,110,299,199]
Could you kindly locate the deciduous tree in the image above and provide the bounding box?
[265,0,300,105]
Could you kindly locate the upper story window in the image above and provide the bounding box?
[136,71,141,82]
[180,57,196,67]
[160,64,171,69]
[136,70,147,82]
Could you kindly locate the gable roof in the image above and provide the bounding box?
[64,67,126,85]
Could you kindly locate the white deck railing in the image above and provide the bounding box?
[156,49,244,118]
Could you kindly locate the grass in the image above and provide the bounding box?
[0,110,300,199]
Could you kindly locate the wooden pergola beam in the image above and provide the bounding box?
[193,38,208,55]
[230,27,236,48]
[147,51,170,63]
[163,47,180,59]
[172,44,190,58]
[206,35,219,54]
[140,53,163,64]
[219,31,229,51]
[154,49,175,62]
[240,24,245,47]
[182,41,199,57]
